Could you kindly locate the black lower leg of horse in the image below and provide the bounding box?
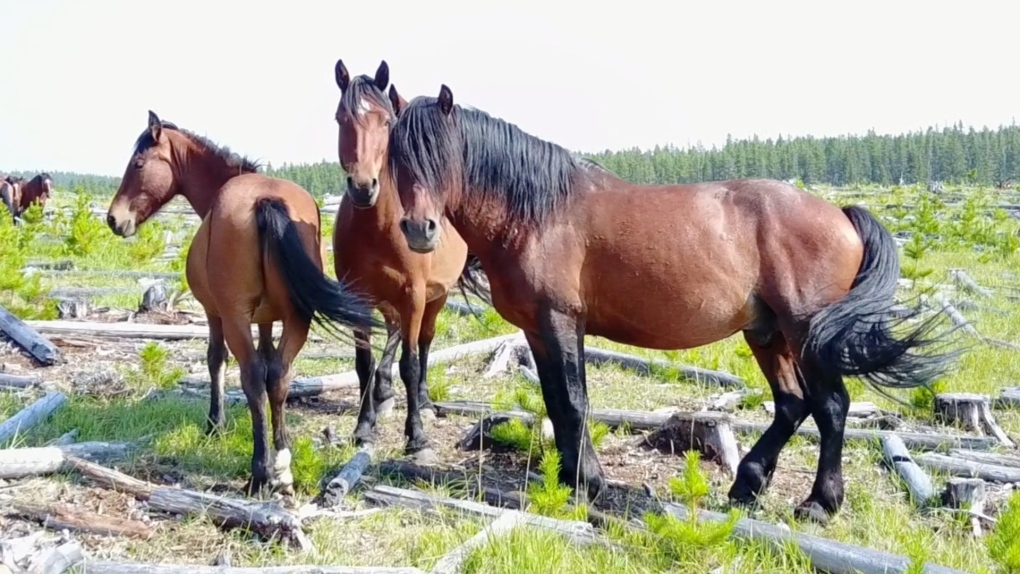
[729,332,809,506]
[398,338,428,453]
[241,355,270,494]
[526,308,604,499]
[795,364,850,523]
[205,316,229,435]
[416,297,446,413]
[352,328,377,444]
[373,324,400,407]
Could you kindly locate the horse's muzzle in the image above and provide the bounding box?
[399,216,440,253]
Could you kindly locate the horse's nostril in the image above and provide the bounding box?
[399,219,410,235]
[426,219,438,234]
[106,214,116,229]
[371,178,378,189]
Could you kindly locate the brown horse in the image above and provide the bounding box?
[15,173,53,215]
[0,176,18,221]
[107,111,380,494]
[333,60,481,459]
[388,85,959,524]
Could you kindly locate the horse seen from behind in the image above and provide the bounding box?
[107,111,380,495]
[387,85,960,524]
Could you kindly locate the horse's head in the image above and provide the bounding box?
[33,173,53,205]
[107,110,179,237]
[334,59,398,209]
[391,84,460,253]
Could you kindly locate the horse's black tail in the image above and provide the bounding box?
[802,205,961,390]
[454,252,493,320]
[255,198,382,339]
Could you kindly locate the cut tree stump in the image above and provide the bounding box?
[914,453,1020,483]
[0,439,141,479]
[138,282,169,313]
[879,434,935,506]
[584,347,745,389]
[941,478,987,537]
[0,392,67,445]
[315,447,373,508]
[661,502,966,574]
[65,456,312,551]
[77,564,425,574]
[13,502,155,539]
[0,304,62,366]
[639,412,741,476]
[934,393,1014,448]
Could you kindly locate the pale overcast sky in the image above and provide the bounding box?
[0,0,1014,176]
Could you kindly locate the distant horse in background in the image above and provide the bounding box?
[107,111,380,494]
[17,173,53,214]
[388,85,960,524]
[332,59,484,461]
[0,176,18,221]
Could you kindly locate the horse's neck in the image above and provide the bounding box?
[174,151,244,218]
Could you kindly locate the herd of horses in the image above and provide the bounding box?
[87,58,963,525]
[1,172,54,221]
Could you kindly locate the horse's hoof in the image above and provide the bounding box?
[376,397,397,419]
[793,500,831,526]
[410,448,440,466]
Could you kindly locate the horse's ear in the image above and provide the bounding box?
[147,110,162,141]
[437,84,454,116]
[388,84,404,116]
[335,59,350,91]
[374,60,389,91]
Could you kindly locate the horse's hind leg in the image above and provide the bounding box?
[792,361,850,524]
[205,315,229,435]
[265,317,310,496]
[221,317,270,495]
[728,329,809,507]
[257,322,275,362]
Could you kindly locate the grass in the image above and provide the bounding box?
[4,183,1020,572]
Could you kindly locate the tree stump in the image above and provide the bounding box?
[56,298,89,320]
[139,281,169,313]
[639,412,741,476]
[934,393,1015,448]
[941,478,987,537]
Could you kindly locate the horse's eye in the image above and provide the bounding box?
[134,160,144,169]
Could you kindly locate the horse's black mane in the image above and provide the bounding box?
[133,120,262,173]
[28,173,52,185]
[340,74,395,121]
[389,96,596,225]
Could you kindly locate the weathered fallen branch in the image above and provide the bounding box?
[934,393,1014,448]
[363,484,597,546]
[65,456,312,550]
[430,511,523,574]
[638,412,741,476]
[45,429,79,447]
[0,392,67,445]
[914,452,1020,483]
[13,502,155,539]
[947,449,1020,469]
[444,299,486,317]
[76,564,424,574]
[948,269,993,298]
[661,502,965,574]
[584,347,745,389]
[995,387,1020,410]
[375,461,527,511]
[941,478,986,537]
[933,293,980,337]
[880,435,934,506]
[316,448,373,508]
[21,320,282,341]
[0,304,62,366]
[0,373,41,389]
[24,540,84,574]
[766,401,881,419]
[459,413,526,453]
[0,439,140,479]
[481,333,530,379]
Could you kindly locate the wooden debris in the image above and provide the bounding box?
[0,439,140,479]
[363,485,597,546]
[995,387,1020,410]
[459,413,524,452]
[661,502,966,574]
[44,429,78,447]
[706,390,750,412]
[21,320,280,341]
[765,400,881,419]
[879,435,935,506]
[25,540,84,574]
[947,449,1020,469]
[941,478,987,537]
[0,304,62,366]
[64,457,312,551]
[315,448,373,508]
[55,299,89,320]
[13,503,155,539]
[430,511,524,574]
[934,393,1014,448]
[639,412,741,476]
[76,563,424,574]
[584,346,745,389]
[949,269,993,298]
[914,452,1020,483]
[444,299,485,317]
[138,282,169,313]
[481,333,530,379]
[375,461,527,511]
[0,374,40,390]
[0,392,67,445]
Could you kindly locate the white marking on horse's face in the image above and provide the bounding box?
[357,98,372,117]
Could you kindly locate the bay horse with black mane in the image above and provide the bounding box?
[0,176,18,221]
[17,173,53,214]
[107,111,380,494]
[332,59,484,460]
[387,85,960,523]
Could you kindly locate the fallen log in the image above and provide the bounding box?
[932,293,979,337]
[315,448,373,508]
[583,347,745,389]
[995,387,1020,410]
[77,564,425,574]
[21,320,282,341]
[0,304,63,366]
[638,412,741,476]
[22,259,75,271]
[941,478,987,537]
[24,540,84,574]
[65,456,312,550]
[0,439,140,479]
[375,461,527,511]
[766,401,881,419]
[946,449,1020,469]
[661,502,965,574]
[0,373,41,389]
[948,269,993,298]
[0,392,67,445]
[934,393,1014,448]
[13,502,155,539]
[45,429,79,447]
[481,333,530,379]
[879,434,935,506]
[444,299,486,317]
[34,269,182,279]
[363,485,597,546]
[430,511,524,574]
[914,453,1020,483]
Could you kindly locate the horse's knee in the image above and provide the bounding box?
[241,358,268,396]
